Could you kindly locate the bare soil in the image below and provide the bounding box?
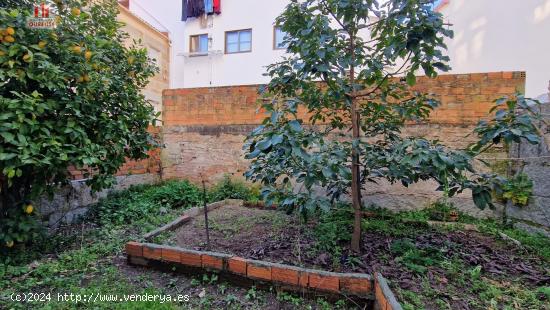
[168,204,550,310]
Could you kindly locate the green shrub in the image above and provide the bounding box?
[0,0,158,248]
[390,238,446,274]
[314,206,353,259]
[500,173,533,206]
[208,176,260,202]
[141,180,201,208]
[87,180,201,226]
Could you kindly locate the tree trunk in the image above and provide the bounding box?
[349,33,363,253]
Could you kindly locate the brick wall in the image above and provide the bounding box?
[162,72,525,217]
[67,127,162,181]
[41,128,162,227]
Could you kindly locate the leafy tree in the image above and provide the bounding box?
[0,0,158,248]
[244,0,544,252]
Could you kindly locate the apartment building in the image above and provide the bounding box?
[118,2,171,117]
[127,0,549,97]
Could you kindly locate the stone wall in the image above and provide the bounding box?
[507,101,550,235]
[40,138,162,227]
[161,72,528,220]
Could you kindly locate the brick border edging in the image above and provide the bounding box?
[126,242,373,298]
[129,199,404,307]
[374,273,403,310]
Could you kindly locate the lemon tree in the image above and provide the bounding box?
[0,0,158,248]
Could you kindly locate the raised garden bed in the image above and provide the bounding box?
[127,200,550,309]
[126,200,402,310]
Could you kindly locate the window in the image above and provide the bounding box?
[273,26,288,50]
[190,34,208,54]
[147,46,160,66]
[225,29,252,54]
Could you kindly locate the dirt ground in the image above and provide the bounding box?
[169,204,319,267]
[167,204,550,310]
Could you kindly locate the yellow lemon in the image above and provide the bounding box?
[72,45,81,54]
[38,41,47,49]
[83,74,90,82]
[23,53,31,62]
[6,240,14,248]
[6,27,15,35]
[25,204,34,214]
[72,8,81,16]
[85,51,92,60]
[4,35,15,43]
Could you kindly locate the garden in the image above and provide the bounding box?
[1,0,550,309]
[2,178,549,309]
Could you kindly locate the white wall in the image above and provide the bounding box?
[180,0,288,88]
[127,0,185,89]
[129,0,550,96]
[439,0,550,97]
[128,0,288,88]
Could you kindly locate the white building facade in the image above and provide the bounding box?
[127,0,549,97]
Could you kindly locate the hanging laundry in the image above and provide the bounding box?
[183,0,214,20]
[213,0,221,14]
[186,0,205,19]
[181,0,187,21]
[205,0,213,14]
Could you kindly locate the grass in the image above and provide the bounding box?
[2,181,548,309]
[355,204,550,310]
[0,179,348,310]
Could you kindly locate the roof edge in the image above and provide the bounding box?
[117,3,170,42]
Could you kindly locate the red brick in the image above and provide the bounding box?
[180,250,202,267]
[202,253,224,270]
[228,257,247,275]
[271,265,300,286]
[125,242,143,257]
[307,271,340,293]
[247,261,272,281]
[340,275,372,295]
[298,272,309,287]
[143,244,162,260]
[161,247,181,263]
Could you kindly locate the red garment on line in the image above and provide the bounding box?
[213,0,221,14]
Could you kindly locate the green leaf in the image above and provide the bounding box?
[288,120,302,132]
[406,72,416,86]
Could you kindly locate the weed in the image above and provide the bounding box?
[276,291,303,305]
[245,286,258,301]
[208,175,260,202]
